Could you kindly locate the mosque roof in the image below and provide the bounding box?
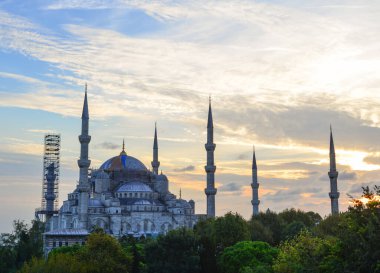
[88,198,103,207]
[100,154,147,172]
[119,198,164,206]
[116,181,153,192]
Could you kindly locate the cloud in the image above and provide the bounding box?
[347,181,380,196]
[173,165,195,172]
[1,0,380,225]
[339,171,357,181]
[219,182,243,192]
[97,142,119,150]
[237,153,250,160]
[364,155,380,165]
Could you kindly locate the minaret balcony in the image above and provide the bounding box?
[204,165,216,172]
[78,159,91,168]
[151,161,160,167]
[79,135,91,143]
[251,183,260,189]
[205,143,216,151]
[204,188,217,195]
[329,192,340,199]
[328,171,339,179]
[251,200,260,205]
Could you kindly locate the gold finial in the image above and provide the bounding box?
[179,188,182,199]
[85,82,87,92]
[120,139,127,155]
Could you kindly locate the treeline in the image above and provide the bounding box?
[1,186,379,273]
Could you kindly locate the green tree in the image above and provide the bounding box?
[145,228,201,273]
[19,231,132,273]
[119,235,146,273]
[249,219,274,245]
[279,208,321,228]
[251,211,284,245]
[214,212,250,251]
[194,218,217,273]
[314,185,380,273]
[0,219,44,273]
[218,241,278,273]
[78,231,132,273]
[272,230,343,273]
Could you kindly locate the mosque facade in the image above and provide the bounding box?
[44,88,202,254]
[42,86,339,254]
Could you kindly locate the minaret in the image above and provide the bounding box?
[77,84,91,229]
[205,97,217,217]
[328,125,339,215]
[151,122,160,175]
[251,146,260,216]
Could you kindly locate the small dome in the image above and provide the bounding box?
[96,171,109,179]
[116,181,153,193]
[156,174,168,182]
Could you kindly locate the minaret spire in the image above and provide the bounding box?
[251,145,260,216]
[328,125,339,215]
[205,97,217,218]
[151,122,160,175]
[77,84,91,228]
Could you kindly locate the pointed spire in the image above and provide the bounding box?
[330,124,335,155]
[120,139,126,155]
[153,122,158,149]
[330,125,336,171]
[179,188,182,199]
[81,83,89,119]
[152,122,160,174]
[207,96,213,129]
[252,145,257,170]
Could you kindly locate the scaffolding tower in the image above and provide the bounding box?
[36,134,60,222]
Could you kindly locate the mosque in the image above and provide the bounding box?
[42,86,340,254]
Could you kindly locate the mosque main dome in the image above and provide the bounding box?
[99,142,147,172]
[99,154,147,172]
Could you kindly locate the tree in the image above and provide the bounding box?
[218,241,278,273]
[314,185,380,273]
[78,231,132,273]
[251,211,284,245]
[0,219,44,273]
[214,212,250,251]
[272,230,343,273]
[145,228,201,273]
[249,220,274,245]
[19,231,132,273]
[279,208,321,228]
[194,218,217,273]
[119,235,146,273]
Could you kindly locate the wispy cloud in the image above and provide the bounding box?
[0,0,380,229]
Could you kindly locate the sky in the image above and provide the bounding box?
[1,0,380,233]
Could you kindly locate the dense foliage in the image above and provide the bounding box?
[1,186,379,273]
[18,230,132,273]
[0,220,44,273]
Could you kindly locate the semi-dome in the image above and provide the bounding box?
[96,171,109,179]
[116,181,153,193]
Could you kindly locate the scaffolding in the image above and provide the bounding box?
[36,134,60,221]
